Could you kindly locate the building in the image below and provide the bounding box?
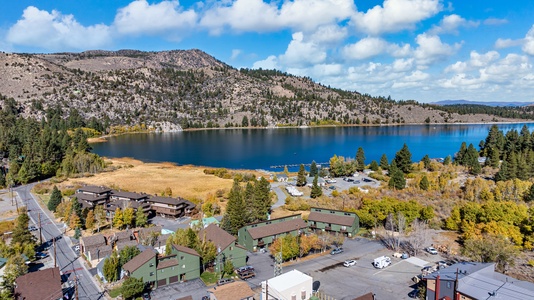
[238,215,307,252]
[424,262,534,300]
[105,191,152,223]
[208,281,255,300]
[80,234,112,265]
[306,176,326,187]
[261,269,313,300]
[122,245,201,289]
[147,196,196,218]
[14,267,62,300]
[73,185,112,209]
[199,224,247,272]
[277,174,289,182]
[307,207,360,237]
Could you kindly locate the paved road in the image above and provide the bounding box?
[15,183,104,300]
[270,183,287,209]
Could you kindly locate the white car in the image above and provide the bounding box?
[343,260,357,267]
[74,245,80,252]
[426,247,438,255]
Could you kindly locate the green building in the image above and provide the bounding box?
[237,214,307,252]
[307,207,359,237]
[199,224,247,272]
[121,245,200,289]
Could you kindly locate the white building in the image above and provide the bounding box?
[261,269,313,300]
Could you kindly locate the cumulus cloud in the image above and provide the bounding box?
[522,25,534,55]
[200,0,355,35]
[309,24,348,45]
[252,55,279,69]
[414,33,461,66]
[6,6,111,51]
[114,0,197,37]
[445,51,499,73]
[342,37,412,60]
[351,0,443,35]
[279,32,327,67]
[428,14,479,35]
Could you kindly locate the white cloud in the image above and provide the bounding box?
[414,33,461,66]
[522,25,534,55]
[352,0,443,35]
[252,55,279,69]
[483,18,508,26]
[495,38,523,49]
[6,6,111,51]
[200,0,355,34]
[342,37,412,60]
[309,25,348,45]
[342,37,389,60]
[392,58,415,72]
[428,14,479,35]
[231,49,242,60]
[445,51,499,73]
[114,0,197,37]
[279,32,327,67]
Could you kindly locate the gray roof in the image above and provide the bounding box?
[73,192,108,202]
[77,185,111,195]
[148,196,187,206]
[199,224,236,251]
[247,218,307,240]
[87,245,113,260]
[308,209,357,227]
[116,240,138,251]
[122,249,157,273]
[111,190,148,201]
[81,234,106,248]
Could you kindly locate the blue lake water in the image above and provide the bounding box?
[91,124,534,170]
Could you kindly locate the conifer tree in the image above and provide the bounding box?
[388,163,406,190]
[369,160,379,171]
[103,251,120,282]
[393,144,412,174]
[380,154,389,170]
[355,147,365,171]
[309,161,318,177]
[221,179,246,235]
[310,175,322,198]
[296,164,307,187]
[12,210,34,245]
[420,175,430,191]
[524,183,534,202]
[443,155,452,165]
[421,155,431,170]
[495,160,510,182]
[135,208,148,228]
[455,142,467,164]
[48,186,62,212]
[253,177,271,222]
[0,171,5,188]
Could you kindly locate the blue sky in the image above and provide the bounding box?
[2,0,534,103]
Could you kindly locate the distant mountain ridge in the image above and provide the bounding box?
[433,100,534,107]
[0,49,533,130]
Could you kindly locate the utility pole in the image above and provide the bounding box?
[75,276,79,300]
[53,238,57,268]
[38,212,42,245]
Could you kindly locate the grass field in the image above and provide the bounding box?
[60,158,240,202]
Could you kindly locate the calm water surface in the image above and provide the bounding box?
[92,124,534,170]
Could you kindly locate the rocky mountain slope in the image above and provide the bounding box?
[0,49,530,131]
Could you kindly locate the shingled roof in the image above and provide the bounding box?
[157,258,179,270]
[172,244,200,257]
[77,185,111,194]
[111,191,148,200]
[81,234,106,248]
[208,281,254,300]
[15,267,62,300]
[199,224,236,251]
[308,210,356,227]
[247,218,307,240]
[122,249,156,273]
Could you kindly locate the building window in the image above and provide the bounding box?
[230,246,233,251]
[150,272,154,276]
[341,226,347,230]
[447,282,451,288]
[149,263,154,267]
[182,265,186,269]
[180,256,184,260]
[161,269,164,273]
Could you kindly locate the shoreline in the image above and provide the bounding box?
[89,120,534,143]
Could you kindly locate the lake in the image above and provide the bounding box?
[92,123,534,171]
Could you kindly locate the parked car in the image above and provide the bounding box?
[346,178,355,182]
[35,252,48,259]
[354,180,361,184]
[217,278,235,286]
[142,292,151,300]
[408,289,419,298]
[74,245,80,252]
[328,186,336,190]
[363,178,373,183]
[421,266,436,273]
[239,271,255,280]
[236,265,254,274]
[426,246,438,255]
[330,248,343,255]
[28,226,37,232]
[343,260,357,267]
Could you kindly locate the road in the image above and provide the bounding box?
[15,183,104,300]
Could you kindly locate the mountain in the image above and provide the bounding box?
[433,100,534,107]
[0,49,532,131]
